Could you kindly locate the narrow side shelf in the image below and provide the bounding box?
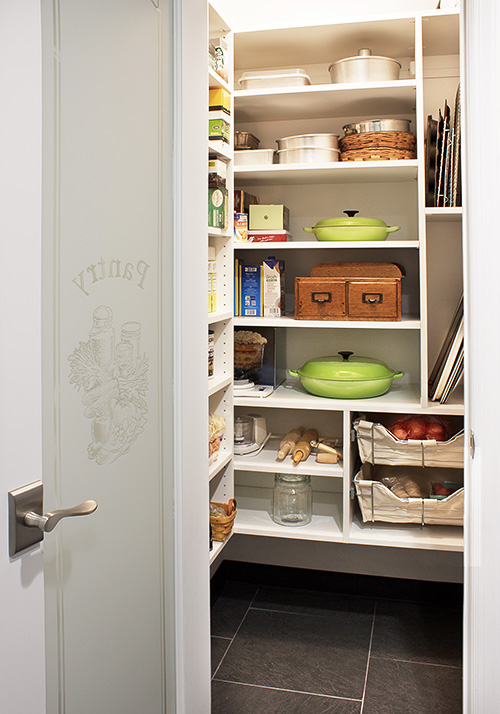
[209,450,232,481]
[209,375,232,397]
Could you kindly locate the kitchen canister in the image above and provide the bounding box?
[272,473,312,526]
[208,330,214,378]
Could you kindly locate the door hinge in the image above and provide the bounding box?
[470,431,476,459]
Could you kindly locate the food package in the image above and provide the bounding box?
[240,264,263,317]
[234,213,248,242]
[209,413,226,465]
[208,187,228,229]
[209,87,231,114]
[263,257,285,317]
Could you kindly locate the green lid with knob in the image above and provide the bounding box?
[313,210,389,228]
[291,351,400,381]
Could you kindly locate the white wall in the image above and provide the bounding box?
[0,2,45,713]
[212,0,442,31]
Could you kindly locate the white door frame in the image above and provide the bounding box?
[462,1,500,712]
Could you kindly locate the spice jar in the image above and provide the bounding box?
[272,473,312,526]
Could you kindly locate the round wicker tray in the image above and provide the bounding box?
[340,147,416,161]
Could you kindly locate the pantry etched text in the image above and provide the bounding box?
[72,258,150,296]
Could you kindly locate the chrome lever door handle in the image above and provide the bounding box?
[24,500,98,533]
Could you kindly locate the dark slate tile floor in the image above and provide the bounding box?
[211,578,462,714]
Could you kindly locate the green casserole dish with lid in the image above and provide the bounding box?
[288,351,404,399]
[303,210,400,241]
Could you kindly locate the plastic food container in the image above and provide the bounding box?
[234,149,275,166]
[276,133,339,150]
[277,147,340,164]
[238,69,312,90]
[329,48,401,83]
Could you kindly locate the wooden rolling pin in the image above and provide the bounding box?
[276,427,304,461]
[292,428,319,464]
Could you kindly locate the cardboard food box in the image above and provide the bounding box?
[208,187,228,229]
[234,189,259,214]
[263,257,285,316]
[209,114,230,143]
[209,87,231,114]
[234,327,286,389]
[248,230,291,242]
[249,204,290,231]
[240,264,263,317]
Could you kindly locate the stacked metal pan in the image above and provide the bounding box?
[275,134,340,164]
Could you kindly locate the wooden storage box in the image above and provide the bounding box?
[294,262,404,321]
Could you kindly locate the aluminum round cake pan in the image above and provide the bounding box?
[277,147,340,164]
[343,119,411,135]
[276,133,339,150]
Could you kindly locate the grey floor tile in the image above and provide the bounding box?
[211,581,258,638]
[253,585,376,617]
[215,607,373,699]
[362,658,462,714]
[212,680,361,714]
[371,600,462,667]
[212,637,231,677]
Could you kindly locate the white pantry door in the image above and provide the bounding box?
[41,0,176,711]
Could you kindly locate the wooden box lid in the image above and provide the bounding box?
[310,262,405,279]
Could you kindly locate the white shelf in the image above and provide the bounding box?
[233,486,343,541]
[234,437,343,478]
[209,140,232,161]
[234,80,416,122]
[425,207,463,222]
[234,380,464,415]
[209,227,232,239]
[349,513,463,552]
[209,374,232,396]
[234,160,418,186]
[209,67,231,92]
[234,314,421,330]
[209,450,232,481]
[209,535,231,565]
[208,309,233,325]
[234,240,419,249]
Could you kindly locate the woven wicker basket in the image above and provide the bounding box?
[340,147,416,161]
[210,500,237,542]
[339,131,416,161]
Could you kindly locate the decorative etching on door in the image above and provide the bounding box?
[68,306,149,464]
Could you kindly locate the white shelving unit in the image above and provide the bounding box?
[228,9,464,555]
[208,4,235,565]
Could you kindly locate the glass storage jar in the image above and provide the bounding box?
[272,473,312,526]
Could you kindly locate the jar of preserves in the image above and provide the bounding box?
[272,473,312,526]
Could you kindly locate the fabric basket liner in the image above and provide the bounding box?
[354,464,464,526]
[354,419,464,468]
